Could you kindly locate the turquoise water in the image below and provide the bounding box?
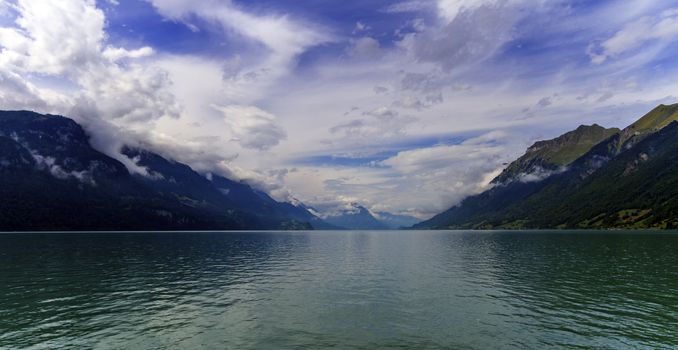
[1,230,677,349]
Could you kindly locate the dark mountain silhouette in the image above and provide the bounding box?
[0,110,329,231]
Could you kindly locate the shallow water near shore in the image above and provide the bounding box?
[1,230,677,349]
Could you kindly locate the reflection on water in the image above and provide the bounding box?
[0,231,676,349]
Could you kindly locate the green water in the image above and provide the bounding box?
[1,230,676,349]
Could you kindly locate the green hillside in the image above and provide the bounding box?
[627,103,678,134]
[492,124,619,184]
[415,103,678,230]
[494,122,678,229]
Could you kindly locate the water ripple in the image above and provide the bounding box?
[0,231,676,349]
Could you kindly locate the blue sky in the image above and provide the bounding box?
[1,0,677,217]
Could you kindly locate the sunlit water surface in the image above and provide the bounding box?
[1,230,677,349]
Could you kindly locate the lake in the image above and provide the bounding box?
[1,230,676,349]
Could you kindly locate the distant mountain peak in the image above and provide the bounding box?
[319,202,389,230]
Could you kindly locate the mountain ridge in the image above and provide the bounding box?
[0,110,326,231]
[415,103,678,230]
[492,124,619,184]
[3,105,677,231]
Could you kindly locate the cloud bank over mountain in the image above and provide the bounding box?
[1,0,678,218]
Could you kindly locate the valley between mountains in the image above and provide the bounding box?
[2,104,678,230]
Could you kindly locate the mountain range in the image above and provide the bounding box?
[315,203,416,230]
[3,104,677,231]
[320,204,390,230]
[414,103,678,230]
[0,110,334,231]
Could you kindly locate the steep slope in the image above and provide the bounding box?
[547,103,678,181]
[127,147,321,229]
[485,121,678,229]
[123,146,236,210]
[412,180,544,229]
[621,103,678,142]
[492,124,619,184]
[0,111,224,230]
[415,103,678,229]
[208,174,335,229]
[414,124,620,229]
[0,110,318,230]
[554,121,678,229]
[0,111,131,183]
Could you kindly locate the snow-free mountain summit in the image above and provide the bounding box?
[414,104,678,230]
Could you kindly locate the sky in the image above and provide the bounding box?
[1,0,677,219]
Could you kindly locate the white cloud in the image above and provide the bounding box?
[0,0,105,75]
[148,0,331,80]
[327,106,417,142]
[347,37,383,59]
[280,131,514,218]
[381,133,503,173]
[0,0,180,172]
[384,1,434,14]
[515,166,566,184]
[437,0,500,22]
[376,132,509,215]
[2,0,678,218]
[589,8,678,64]
[216,105,287,151]
[0,70,60,110]
[102,47,155,61]
[401,3,522,71]
[353,21,370,34]
[29,148,96,185]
